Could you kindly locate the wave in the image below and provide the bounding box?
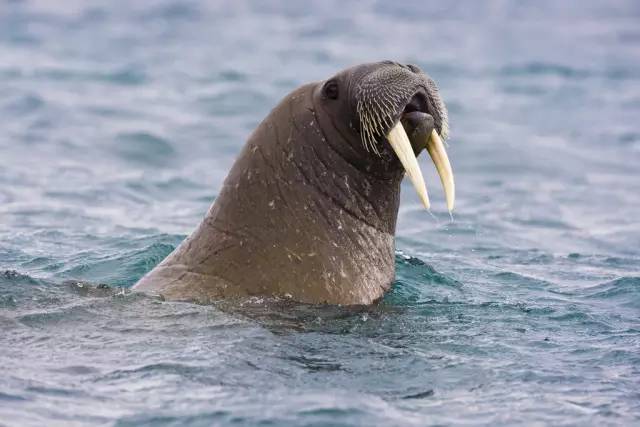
[582,276,640,308]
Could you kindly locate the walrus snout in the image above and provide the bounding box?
[398,90,435,151]
[350,61,454,212]
[401,111,435,154]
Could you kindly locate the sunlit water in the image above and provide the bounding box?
[1,1,639,425]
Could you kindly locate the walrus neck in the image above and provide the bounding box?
[302,86,404,235]
[299,117,403,235]
[139,84,402,304]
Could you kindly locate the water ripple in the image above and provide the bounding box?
[1,1,639,425]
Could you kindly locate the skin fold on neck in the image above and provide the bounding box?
[138,84,404,304]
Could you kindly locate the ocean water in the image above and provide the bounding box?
[1,0,640,425]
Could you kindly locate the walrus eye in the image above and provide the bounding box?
[323,80,339,100]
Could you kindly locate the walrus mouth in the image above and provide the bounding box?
[385,94,455,213]
[387,119,454,212]
[355,64,454,212]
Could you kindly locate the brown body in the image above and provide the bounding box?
[135,84,403,304]
[134,62,450,305]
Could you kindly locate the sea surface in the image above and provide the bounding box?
[1,1,639,426]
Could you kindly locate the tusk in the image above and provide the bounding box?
[386,121,430,209]
[426,129,455,212]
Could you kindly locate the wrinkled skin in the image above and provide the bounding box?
[134,61,448,305]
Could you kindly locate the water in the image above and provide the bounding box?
[1,0,639,425]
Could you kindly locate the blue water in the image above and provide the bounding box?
[1,1,640,425]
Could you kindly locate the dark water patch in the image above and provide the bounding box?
[388,253,464,306]
[98,233,184,253]
[604,66,640,80]
[582,276,640,308]
[43,189,113,204]
[57,242,175,286]
[0,66,22,79]
[521,253,555,265]
[29,67,148,86]
[0,271,60,309]
[433,221,478,236]
[217,69,248,83]
[285,354,343,372]
[51,365,101,375]
[0,188,14,204]
[19,256,63,272]
[600,348,640,364]
[101,67,147,86]
[125,177,206,202]
[500,62,591,79]
[547,309,614,332]
[197,89,271,117]
[114,411,232,427]
[619,131,640,146]
[76,6,109,24]
[85,104,145,119]
[402,389,435,399]
[2,93,44,115]
[563,253,640,273]
[491,270,555,290]
[25,385,85,398]
[17,305,93,328]
[100,362,210,382]
[138,1,202,22]
[0,294,18,308]
[500,83,549,96]
[3,31,40,46]
[476,301,555,316]
[396,255,461,287]
[0,391,28,402]
[221,297,377,336]
[113,132,175,166]
[27,116,53,131]
[509,216,576,230]
[0,314,25,330]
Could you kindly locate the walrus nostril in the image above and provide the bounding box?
[407,64,421,73]
[403,92,428,114]
[403,103,418,114]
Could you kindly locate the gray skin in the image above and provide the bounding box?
[134,61,449,305]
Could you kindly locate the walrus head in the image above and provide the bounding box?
[312,60,455,212]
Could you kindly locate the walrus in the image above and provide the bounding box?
[134,61,454,305]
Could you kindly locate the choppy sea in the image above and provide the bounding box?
[1,1,639,425]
